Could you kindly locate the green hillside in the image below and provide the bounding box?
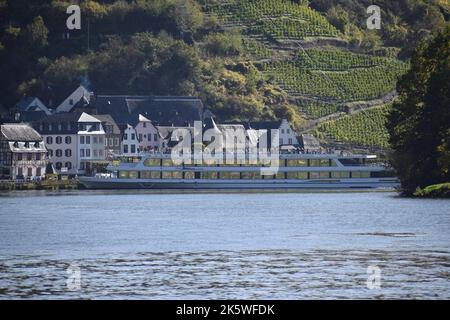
[0,0,448,150]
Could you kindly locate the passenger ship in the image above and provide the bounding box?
[78,152,399,190]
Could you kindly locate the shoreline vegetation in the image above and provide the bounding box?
[413,183,450,199]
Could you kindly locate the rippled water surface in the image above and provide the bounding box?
[0,190,449,299]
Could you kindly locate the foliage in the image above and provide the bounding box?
[262,49,408,102]
[386,27,450,195]
[208,0,339,40]
[317,105,391,148]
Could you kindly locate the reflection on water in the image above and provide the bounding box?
[0,191,449,299]
[1,250,450,299]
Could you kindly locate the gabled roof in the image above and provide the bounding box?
[78,112,101,123]
[299,134,321,150]
[93,114,121,135]
[93,95,203,127]
[15,97,51,115]
[139,114,151,122]
[1,123,43,142]
[56,85,92,113]
[248,120,283,130]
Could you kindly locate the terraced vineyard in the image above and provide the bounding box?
[316,105,391,148]
[262,49,408,102]
[208,0,339,40]
[298,101,345,119]
[204,1,409,149]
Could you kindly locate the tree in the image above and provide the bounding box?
[386,26,450,195]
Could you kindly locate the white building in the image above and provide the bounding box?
[77,113,106,173]
[122,125,139,156]
[134,114,159,151]
[278,119,299,146]
[34,113,80,175]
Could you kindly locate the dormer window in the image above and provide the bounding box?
[13,142,18,148]
[69,99,73,105]
[24,142,29,148]
[34,142,39,148]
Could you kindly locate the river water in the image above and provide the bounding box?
[0,190,449,299]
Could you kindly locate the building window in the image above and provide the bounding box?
[143,122,146,128]
[108,138,113,146]
[86,136,90,144]
[18,167,23,177]
[99,149,103,157]
[86,149,90,157]
[80,136,85,144]
[56,136,62,144]
[124,145,128,154]
[48,149,53,157]
[25,142,29,148]
[279,138,283,145]
[36,167,41,176]
[114,138,119,146]
[281,129,285,134]
[93,149,98,158]
[99,137,103,145]
[65,136,71,144]
[93,136,98,144]
[36,153,41,160]
[123,134,128,140]
[27,168,32,176]
[131,133,135,140]
[46,136,53,144]
[56,149,62,157]
[148,135,151,142]
[56,162,62,170]
[139,134,142,141]
[65,162,72,170]
[287,129,290,134]
[17,153,23,161]
[80,162,85,170]
[27,153,32,161]
[288,138,292,144]
[65,149,72,157]
[80,149,85,157]
[131,144,136,153]
[69,99,73,105]
[154,134,158,141]
[58,123,62,131]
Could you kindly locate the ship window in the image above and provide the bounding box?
[221,172,241,179]
[320,159,330,167]
[201,172,218,179]
[360,172,370,178]
[241,172,261,179]
[162,159,173,166]
[144,159,161,166]
[184,171,195,179]
[310,159,320,167]
[287,172,308,179]
[309,172,320,179]
[287,159,307,167]
[119,171,130,179]
[129,171,139,179]
[162,171,182,179]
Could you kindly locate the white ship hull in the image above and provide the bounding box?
[79,177,400,190]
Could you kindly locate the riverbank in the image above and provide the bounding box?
[414,183,450,198]
[0,179,79,191]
